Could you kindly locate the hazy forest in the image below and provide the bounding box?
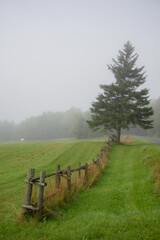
[0,97,159,142]
[0,107,103,141]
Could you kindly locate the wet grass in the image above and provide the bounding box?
[0,137,160,239]
[0,139,105,225]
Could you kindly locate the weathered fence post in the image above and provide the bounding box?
[55,164,61,189]
[78,162,81,179]
[23,168,35,211]
[100,150,103,158]
[67,165,71,192]
[37,170,46,210]
[84,163,88,181]
[96,157,99,166]
[105,144,107,151]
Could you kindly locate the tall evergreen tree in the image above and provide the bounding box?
[88,41,153,142]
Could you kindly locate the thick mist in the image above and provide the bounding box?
[1,0,160,122]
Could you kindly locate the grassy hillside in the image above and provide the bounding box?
[0,137,160,239]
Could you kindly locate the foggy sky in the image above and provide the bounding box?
[1,0,160,122]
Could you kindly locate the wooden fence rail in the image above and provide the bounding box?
[22,136,116,213]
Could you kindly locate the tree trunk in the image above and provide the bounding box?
[117,127,121,143]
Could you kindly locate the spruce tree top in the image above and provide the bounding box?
[108,41,145,88]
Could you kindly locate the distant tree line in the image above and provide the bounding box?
[0,108,104,141]
[0,97,160,142]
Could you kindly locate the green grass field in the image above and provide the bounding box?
[0,137,160,239]
[0,139,105,224]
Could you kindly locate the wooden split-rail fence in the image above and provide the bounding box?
[22,136,116,213]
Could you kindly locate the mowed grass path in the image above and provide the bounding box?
[1,138,160,239]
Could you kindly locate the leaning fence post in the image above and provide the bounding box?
[67,165,71,192]
[55,164,61,189]
[37,170,46,210]
[84,163,88,181]
[23,168,35,211]
[78,162,81,179]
